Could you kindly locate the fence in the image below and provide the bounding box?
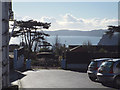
[65,52,90,70]
[91,52,120,59]
[65,52,120,70]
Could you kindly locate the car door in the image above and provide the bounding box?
[114,61,120,74]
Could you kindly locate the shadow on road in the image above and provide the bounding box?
[101,82,119,89]
[10,70,26,82]
[66,69,87,73]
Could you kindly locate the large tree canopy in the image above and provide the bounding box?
[106,25,120,45]
[11,20,51,52]
[106,25,120,37]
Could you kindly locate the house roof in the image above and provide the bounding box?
[98,33,119,46]
[69,45,88,52]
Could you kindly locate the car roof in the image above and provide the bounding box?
[93,58,112,61]
[108,59,120,62]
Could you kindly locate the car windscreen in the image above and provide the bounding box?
[101,61,113,67]
[89,61,97,67]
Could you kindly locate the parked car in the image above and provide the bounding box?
[97,59,120,88]
[87,58,111,81]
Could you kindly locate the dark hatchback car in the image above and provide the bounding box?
[97,59,120,88]
[87,58,111,81]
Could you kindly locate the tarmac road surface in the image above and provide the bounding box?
[12,69,116,89]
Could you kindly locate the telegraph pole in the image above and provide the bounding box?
[0,0,13,89]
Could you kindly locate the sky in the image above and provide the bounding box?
[12,2,118,31]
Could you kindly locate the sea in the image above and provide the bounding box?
[10,36,102,46]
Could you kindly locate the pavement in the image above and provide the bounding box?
[11,69,117,89]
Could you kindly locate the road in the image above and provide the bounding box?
[12,69,116,89]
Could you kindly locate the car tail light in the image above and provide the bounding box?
[92,67,98,71]
[95,67,98,70]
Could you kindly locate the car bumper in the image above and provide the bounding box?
[87,71,97,78]
[97,73,114,83]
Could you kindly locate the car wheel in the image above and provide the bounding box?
[89,76,96,81]
[114,76,120,89]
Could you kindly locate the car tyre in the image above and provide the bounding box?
[89,76,96,81]
[114,76,120,89]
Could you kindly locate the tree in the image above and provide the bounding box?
[11,20,51,54]
[82,40,92,46]
[53,35,62,56]
[39,41,52,52]
[106,26,120,37]
[52,35,67,58]
[82,40,94,52]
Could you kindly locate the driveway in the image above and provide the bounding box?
[11,69,116,89]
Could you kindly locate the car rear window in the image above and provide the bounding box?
[101,61,113,68]
[99,61,114,73]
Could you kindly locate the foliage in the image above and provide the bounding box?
[82,40,92,46]
[82,40,93,52]
[52,35,66,57]
[106,25,120,38]
[106,25,120,45]
[98,48,108,53]
[11,20,51,53]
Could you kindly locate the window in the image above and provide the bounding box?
[99,61,114,73]
[100,61,113,68]
[89,61,97,67]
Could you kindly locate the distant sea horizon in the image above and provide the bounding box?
[46,36,101,46]
[10,36,102,46]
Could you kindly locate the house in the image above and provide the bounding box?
[64,44,120,71]
[69,45,88,52]
[64,45,91,71]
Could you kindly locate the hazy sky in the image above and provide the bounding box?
[12,2,118,31]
